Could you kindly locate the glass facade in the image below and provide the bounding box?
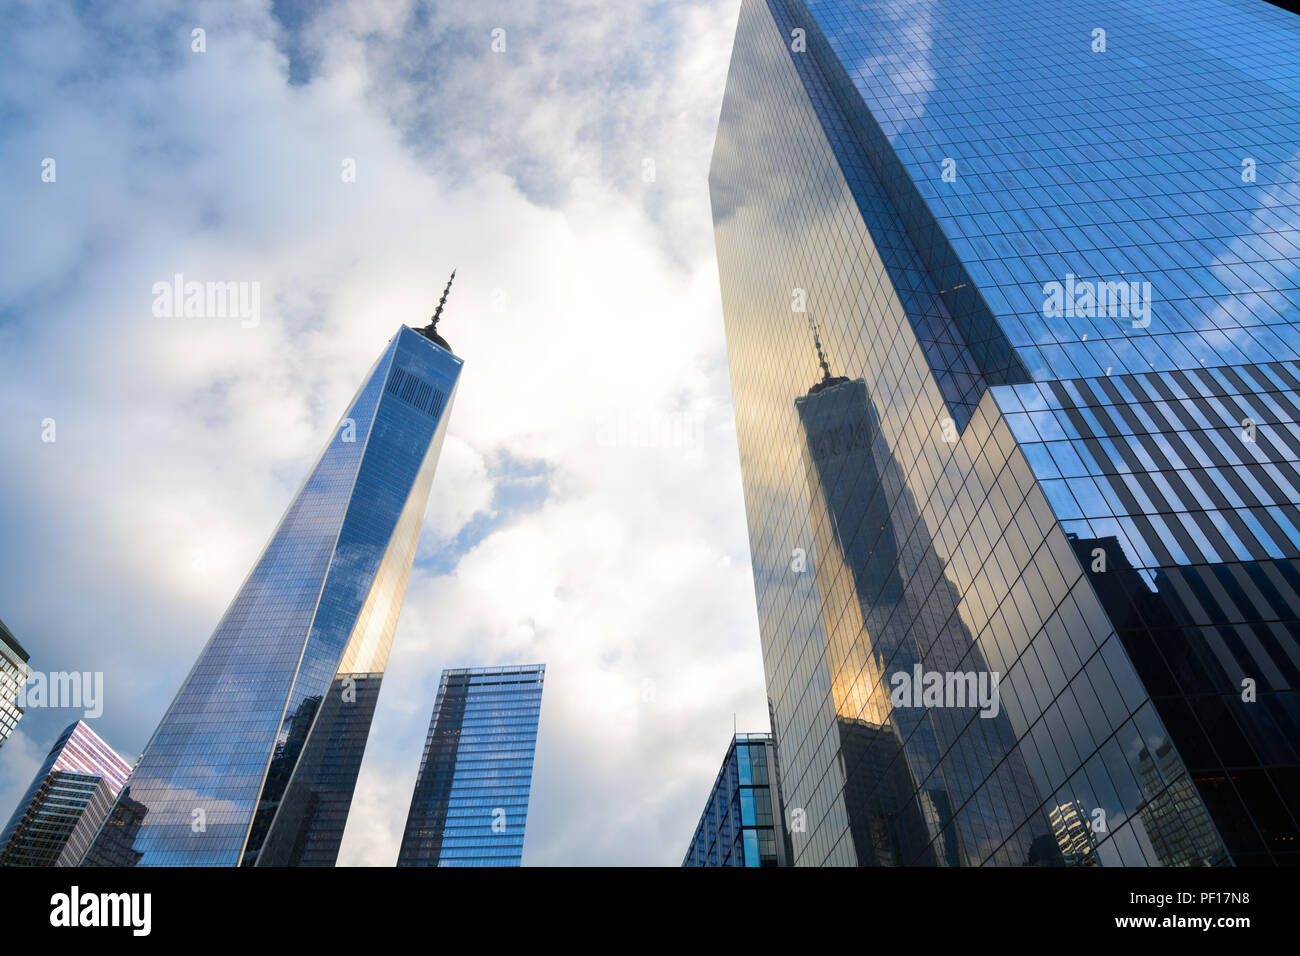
[683,732,791,867]
[711,0,1299,865]
[82,325,463,866]
[398,664,545,867]
[0,618,31,750]
[0,720,131,867]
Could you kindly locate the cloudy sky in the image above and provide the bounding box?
[0,0,770,866]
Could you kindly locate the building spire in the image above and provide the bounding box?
[809,312,832,384]
[806,312,847,395]
[417,268,456,351]
[430,268,456,329]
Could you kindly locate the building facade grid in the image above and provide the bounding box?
[398,664,545,867]
[710,0,1299,866]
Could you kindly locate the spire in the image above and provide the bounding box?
[806,312,848,395]
[431,269,456,329]
[416,268,456,351]
[809,312,832,383]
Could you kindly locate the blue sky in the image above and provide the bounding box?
[0,0,769,865]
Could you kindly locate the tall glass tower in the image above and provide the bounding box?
[711,0,1300,865]
[397,664,545,867]
[82,279,465,866]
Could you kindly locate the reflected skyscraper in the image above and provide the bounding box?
[712,0,1299,865]
[398,665,545,867]
[82,276,465,866]
[794,333,1053,866]
[0,618,31,751]
[1047,800,1099,867]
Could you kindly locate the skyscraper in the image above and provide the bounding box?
[398,664,545,867]
[683,732,791,866]
[0,720,131,867]
[0,618,31,751]
[711,0,1300,865]
[82,279,465,866]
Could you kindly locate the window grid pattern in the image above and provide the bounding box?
[710,0,1240,867]
[0,621,31,750]
[996,362,1300,863]
[801,0,1300,382]
[398,665,545,867]
[0,720,132,866]
[684,733,787,866]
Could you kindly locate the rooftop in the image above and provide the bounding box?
[0,617,29,664]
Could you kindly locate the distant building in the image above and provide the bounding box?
[0,720,131,867]
[683,733,791,866]
[0,618,31,751]
[398,665,545,866]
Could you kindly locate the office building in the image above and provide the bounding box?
[398,664,545,866]
[0,720,131,867]
[0,618,31,750]
[683,732,791,866]
[710,0,1300,864]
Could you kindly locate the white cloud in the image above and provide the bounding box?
[0,0,764,865]
[419,435,492,545]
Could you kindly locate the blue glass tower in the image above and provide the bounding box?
[82,280,464,866]
[712,0,1300,865]
[397,664,545,867]
[683,732,792,866]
